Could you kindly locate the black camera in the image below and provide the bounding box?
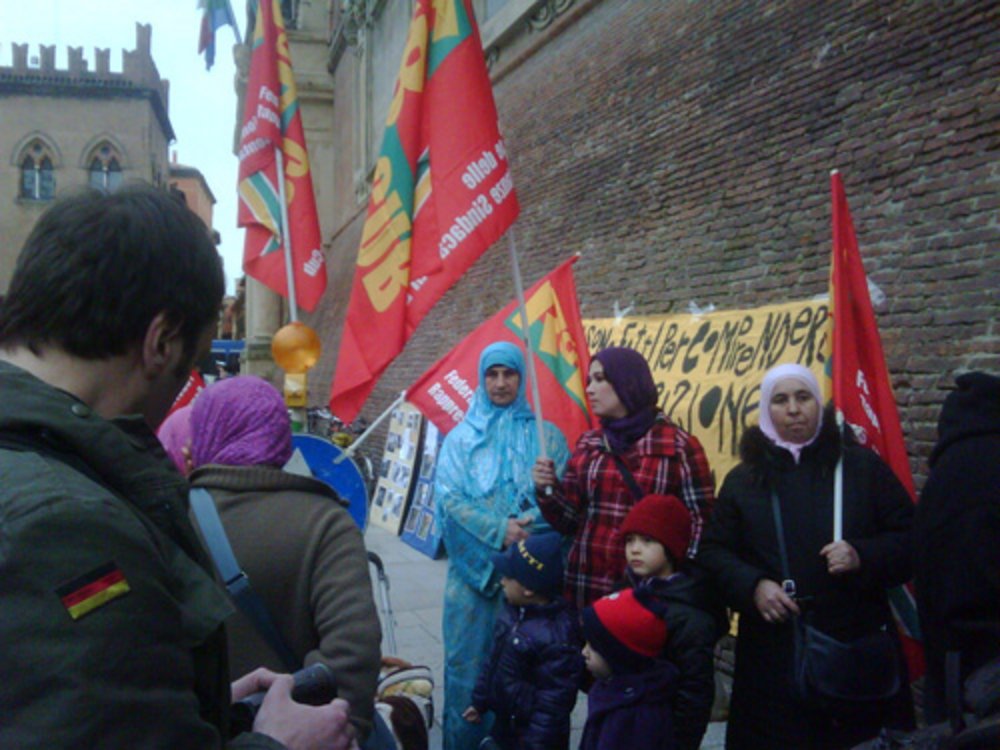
[230,663,338,736]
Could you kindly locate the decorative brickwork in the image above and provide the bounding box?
[312,0,999,487]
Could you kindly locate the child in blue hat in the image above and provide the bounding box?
[463,532,584,749]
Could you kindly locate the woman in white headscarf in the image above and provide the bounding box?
[697,363,915,750]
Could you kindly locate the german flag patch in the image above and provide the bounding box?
[56,562,131,620]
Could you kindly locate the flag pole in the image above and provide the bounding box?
[225,0,243,44]
[507,230,550,469]
[833,410,844,541]
[275,148,299,323]
[336,391,406,463]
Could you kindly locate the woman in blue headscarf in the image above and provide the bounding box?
[435,341,571,750]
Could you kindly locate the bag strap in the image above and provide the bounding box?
[189,488,301,672]
[609,452,644,502]
[770,490,793,586]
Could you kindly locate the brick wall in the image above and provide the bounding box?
[310,0,999,487]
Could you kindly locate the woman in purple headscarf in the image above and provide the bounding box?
[187,376,382,744]
[532,346,716,610]
[156,404,193,475]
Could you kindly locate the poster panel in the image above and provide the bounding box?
[400,420,445,559]
[370,402,424,535]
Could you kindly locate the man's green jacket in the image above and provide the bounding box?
[0,361,283,748]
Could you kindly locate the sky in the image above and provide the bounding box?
[0,1,246,293]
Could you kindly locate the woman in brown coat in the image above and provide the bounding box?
[188,375,382,744]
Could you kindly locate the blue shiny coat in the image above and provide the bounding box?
[436,342,571,749]
[471,598,584,750]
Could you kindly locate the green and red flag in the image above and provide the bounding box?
[238,0,326,312]
[830,169,924,677]
[197,0,240,70]
[407,257,593,446]
[329,0,519,422]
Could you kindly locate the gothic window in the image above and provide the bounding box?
[88,144,124,193]
[19,141,56,201]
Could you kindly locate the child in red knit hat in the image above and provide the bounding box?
[617,494,726,750]
[579,587,676,749]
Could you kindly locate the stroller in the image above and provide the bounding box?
[368,551,435,750]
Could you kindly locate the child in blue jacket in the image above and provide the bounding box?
[463,533,583,750]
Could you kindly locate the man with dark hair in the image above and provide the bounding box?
[0,185,356,749]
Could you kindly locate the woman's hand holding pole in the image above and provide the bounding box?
[532,457,556,495]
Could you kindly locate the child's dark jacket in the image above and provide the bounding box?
[471,598,583,750]
[624,567,726,750]
[580,661,678,750]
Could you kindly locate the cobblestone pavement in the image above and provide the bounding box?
[363,524,726,749]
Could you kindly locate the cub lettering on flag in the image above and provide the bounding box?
[238,0,326,312]
[329,0,518,422]
[407,257,592,447]
[829,169,923,677]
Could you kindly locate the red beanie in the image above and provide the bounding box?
[619,493,692,564]
[582,588,667,673]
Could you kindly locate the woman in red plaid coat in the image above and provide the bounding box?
[533,346,716,610]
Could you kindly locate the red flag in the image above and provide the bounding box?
[329,0,519,421]
[407,257,592,446]
[831,171,915,497]
[830,169,923,676]
[238,0,326,312]
[167,369,206,417]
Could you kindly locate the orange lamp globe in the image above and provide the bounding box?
[271,322,321,374]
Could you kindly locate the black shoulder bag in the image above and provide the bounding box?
[770,490,901,710]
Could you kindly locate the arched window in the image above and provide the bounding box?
[88,144,124,193]
[19,141,56,200]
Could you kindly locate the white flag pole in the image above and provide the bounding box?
[275,148,299,323]
[833,409,845,541]
[507,229,549,467]
[335,392,406,463]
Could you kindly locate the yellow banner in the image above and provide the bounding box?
[584,298,831,485]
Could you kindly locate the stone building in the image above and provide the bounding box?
[250,0,998,485]
[0,24,175,291]
[169,155,216,233]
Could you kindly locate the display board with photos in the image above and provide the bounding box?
[370,401,424,535]
[400,420,444,559]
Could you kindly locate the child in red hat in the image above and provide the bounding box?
[618,494,726,750]
[580,587,676,749]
